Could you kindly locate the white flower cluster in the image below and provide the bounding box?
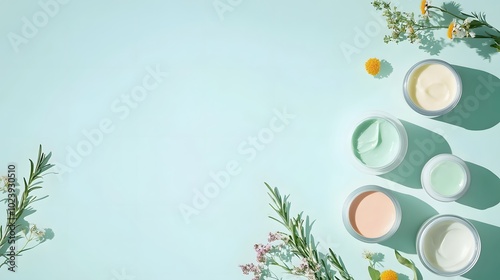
[451,18,476,38]
[0,176,8,192]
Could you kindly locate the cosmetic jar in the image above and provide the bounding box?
[351,111,408,175]
[403,59,462,116]
[417,215,481,276]
[343,185,402,243]
[421,154,470,202]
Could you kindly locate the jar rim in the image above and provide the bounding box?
[403,59,462,117]
[342,185,402,243]
[416,214,481,276]
[421,154,470,202]
[350,111,408,175]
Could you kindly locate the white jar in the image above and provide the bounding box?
[403,59,462,116]
[417,214,481,276]
[342,185,402,243]
[350,111,408,175]
[421,154,471,202]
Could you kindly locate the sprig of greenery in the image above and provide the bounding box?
[0,145,54,267]
[395,250,418,280]
[372,0,500,52]
[372,0,437,44]
[365,250,419,280]
[462,11,500,33]
[265,183,354,280]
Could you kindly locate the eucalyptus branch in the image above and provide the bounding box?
[265,183,354,280]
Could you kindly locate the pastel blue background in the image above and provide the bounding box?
[1,0,499,279]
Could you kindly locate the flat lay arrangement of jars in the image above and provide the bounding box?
[343,59,482,277]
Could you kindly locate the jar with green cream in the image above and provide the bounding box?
[421,154,470,202]
[351,112,408,174]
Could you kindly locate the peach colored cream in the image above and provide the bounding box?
[349,191,396,238]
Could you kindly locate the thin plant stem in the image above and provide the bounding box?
[0,145,54,267]
[265,183,354,280]
[429,6,466,20]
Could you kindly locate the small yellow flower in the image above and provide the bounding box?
[420,0,428,15]
[365,58,381,76]
[447,21,454,39]
[380,269,398,280]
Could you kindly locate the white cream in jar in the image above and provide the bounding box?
[407,64,457,110]
[403,59,462,116]
[417,215,481,276]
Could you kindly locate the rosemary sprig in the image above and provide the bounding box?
[0,145,54,262]
[265,183,354,280]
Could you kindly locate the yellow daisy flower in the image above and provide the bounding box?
[447,21,455,39]
[420,0,429,15]
[380,269,398,280]
[365,58,381,76]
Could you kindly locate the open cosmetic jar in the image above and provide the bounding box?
[421,154,470,202]
[351,112,408,175]
[343,185,402,243]
[403,59,462,116]
[417,215,481,276]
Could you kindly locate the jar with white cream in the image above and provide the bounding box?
[403,59,462,116]
[417,215,481,276]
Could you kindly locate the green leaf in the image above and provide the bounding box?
[491,43,500,51]
[469,20,485,29]
[321,259,333,280]
[395,250,418,280]
[29,159,34,178]
[268,216,286,227]
[40,152,52,167]
[368,266,380,280]
[460,11,473,17]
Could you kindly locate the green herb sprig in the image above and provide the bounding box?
[241,184,421,280]
[266,183,354,280]
[365,250,419,280]
[0,145,54,268]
